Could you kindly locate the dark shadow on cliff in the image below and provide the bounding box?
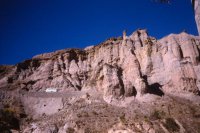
[117,67,125,96]
[148,83,164,96]
[143,75,164,97]
[197,91,200,96]
[0,109,20,132]
[117,67,137,97]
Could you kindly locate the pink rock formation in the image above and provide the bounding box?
[0,30,200,98]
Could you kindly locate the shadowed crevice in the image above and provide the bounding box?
[179,45,184,59]
[142,75,164,96]
[148,83,164,96]
[197,90,200,96]
[117,67,125,96]
[128,86,137,97]
[196,47,200,62]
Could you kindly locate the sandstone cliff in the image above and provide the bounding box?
[0,29,200,98]
[1,29,200,133]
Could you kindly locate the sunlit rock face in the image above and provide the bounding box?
[192,0,200,34]
[0,29,200,98]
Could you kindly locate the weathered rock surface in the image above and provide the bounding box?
[22,96,63,117]
[1,29,200,133]
[1,29,199,98]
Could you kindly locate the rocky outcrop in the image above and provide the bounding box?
[0,30,200,98]
[1,30,200,133]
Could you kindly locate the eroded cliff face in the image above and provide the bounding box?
[1,29,200,133]
[0,29,200,98]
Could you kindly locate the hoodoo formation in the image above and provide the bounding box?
[1,30,200,97]
[0,30,200,132]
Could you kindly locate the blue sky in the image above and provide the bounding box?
[0,0,198,65]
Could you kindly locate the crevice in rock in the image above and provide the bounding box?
[148,83,164,96]
[142,75,164,96]
[16,60,31,72]
[191,38,200,62]
[7,77,13,83]
[68,50,79,63]
[139,38,143,47]
[25,80,37,85]
[132,86,137,96]
[125,86,137,97]
[117,67,125,96]
[130,49,136,55]
[31,59,41,69]
[75,85,81,91]
[137,30,141,37]
[60,55,66,70]
[178,45,184,59]
[196,46,200,62]
[48,76,53,80]
[16,59,41,73]
[197,91,200,96]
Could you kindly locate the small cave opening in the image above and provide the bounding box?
[75,85,81,91]
[142,75,164,96]
[197,91,200,96]
[179,46,184,59]
[131,86,137,97]
[124,86,137,97]
[117,67,125,96]
[148,83,164,96]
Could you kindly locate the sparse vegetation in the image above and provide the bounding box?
[92,111,98,115]
[144,115,149,122]
[150,110,165,120]
[119,113,126,123]
[163,118,180,132]
[0,108,20,132]
[189,106,200,118]
[77,112,89,118]
[66,127,75,133]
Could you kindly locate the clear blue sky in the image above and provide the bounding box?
[0,0,198,65]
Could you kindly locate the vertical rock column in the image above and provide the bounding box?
[119,30,148,97]
[192,0,200,35]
